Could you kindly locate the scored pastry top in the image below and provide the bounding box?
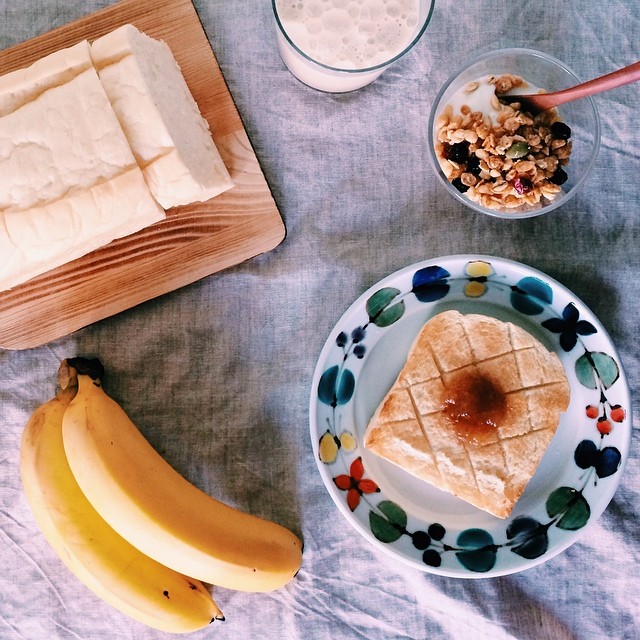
[364,309,570,519]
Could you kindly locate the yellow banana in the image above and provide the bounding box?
[20,362,224,634]
[61,358,303,593]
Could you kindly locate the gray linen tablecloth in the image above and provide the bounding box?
[1,1,638,639]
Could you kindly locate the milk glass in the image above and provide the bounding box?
[272,0,435,93]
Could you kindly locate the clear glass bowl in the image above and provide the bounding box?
[427,48,601,219]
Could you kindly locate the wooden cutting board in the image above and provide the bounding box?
[0,0,285,350]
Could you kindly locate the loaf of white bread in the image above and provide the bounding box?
[0,25,233,292]
[364,310,570,518]
[91,25,233,209]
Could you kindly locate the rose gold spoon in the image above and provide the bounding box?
[503,60,640,114]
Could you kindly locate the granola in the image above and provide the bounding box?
[435,74,572,211]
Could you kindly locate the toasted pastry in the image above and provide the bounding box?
[364,310,570,518]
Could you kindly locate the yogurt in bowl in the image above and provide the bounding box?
[434,73,573,212]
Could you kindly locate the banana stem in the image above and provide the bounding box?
[62,357,104,386]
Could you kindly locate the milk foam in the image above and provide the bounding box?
[276,0,421,70]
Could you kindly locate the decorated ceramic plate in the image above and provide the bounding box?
[309,255,631,577]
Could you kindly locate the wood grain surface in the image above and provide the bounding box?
[0,0,285,350]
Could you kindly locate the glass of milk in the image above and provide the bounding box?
[272,0,436,93]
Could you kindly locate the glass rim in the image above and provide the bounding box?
[272,0,436,74]
[426,47,602,219]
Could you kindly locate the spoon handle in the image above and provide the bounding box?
[542,60,640,108]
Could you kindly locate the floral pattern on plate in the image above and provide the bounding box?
[309,255,630,577]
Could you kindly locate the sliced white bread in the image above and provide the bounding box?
[0,67,142,213]
[0,168,163,291]
[91,24,233,209]
[0,40,93,117]
[0,63,163,291]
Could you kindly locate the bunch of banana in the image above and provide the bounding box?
[20,360,224,633]
[20,357,303,632]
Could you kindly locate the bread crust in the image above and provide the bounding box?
[364,310,570,518]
